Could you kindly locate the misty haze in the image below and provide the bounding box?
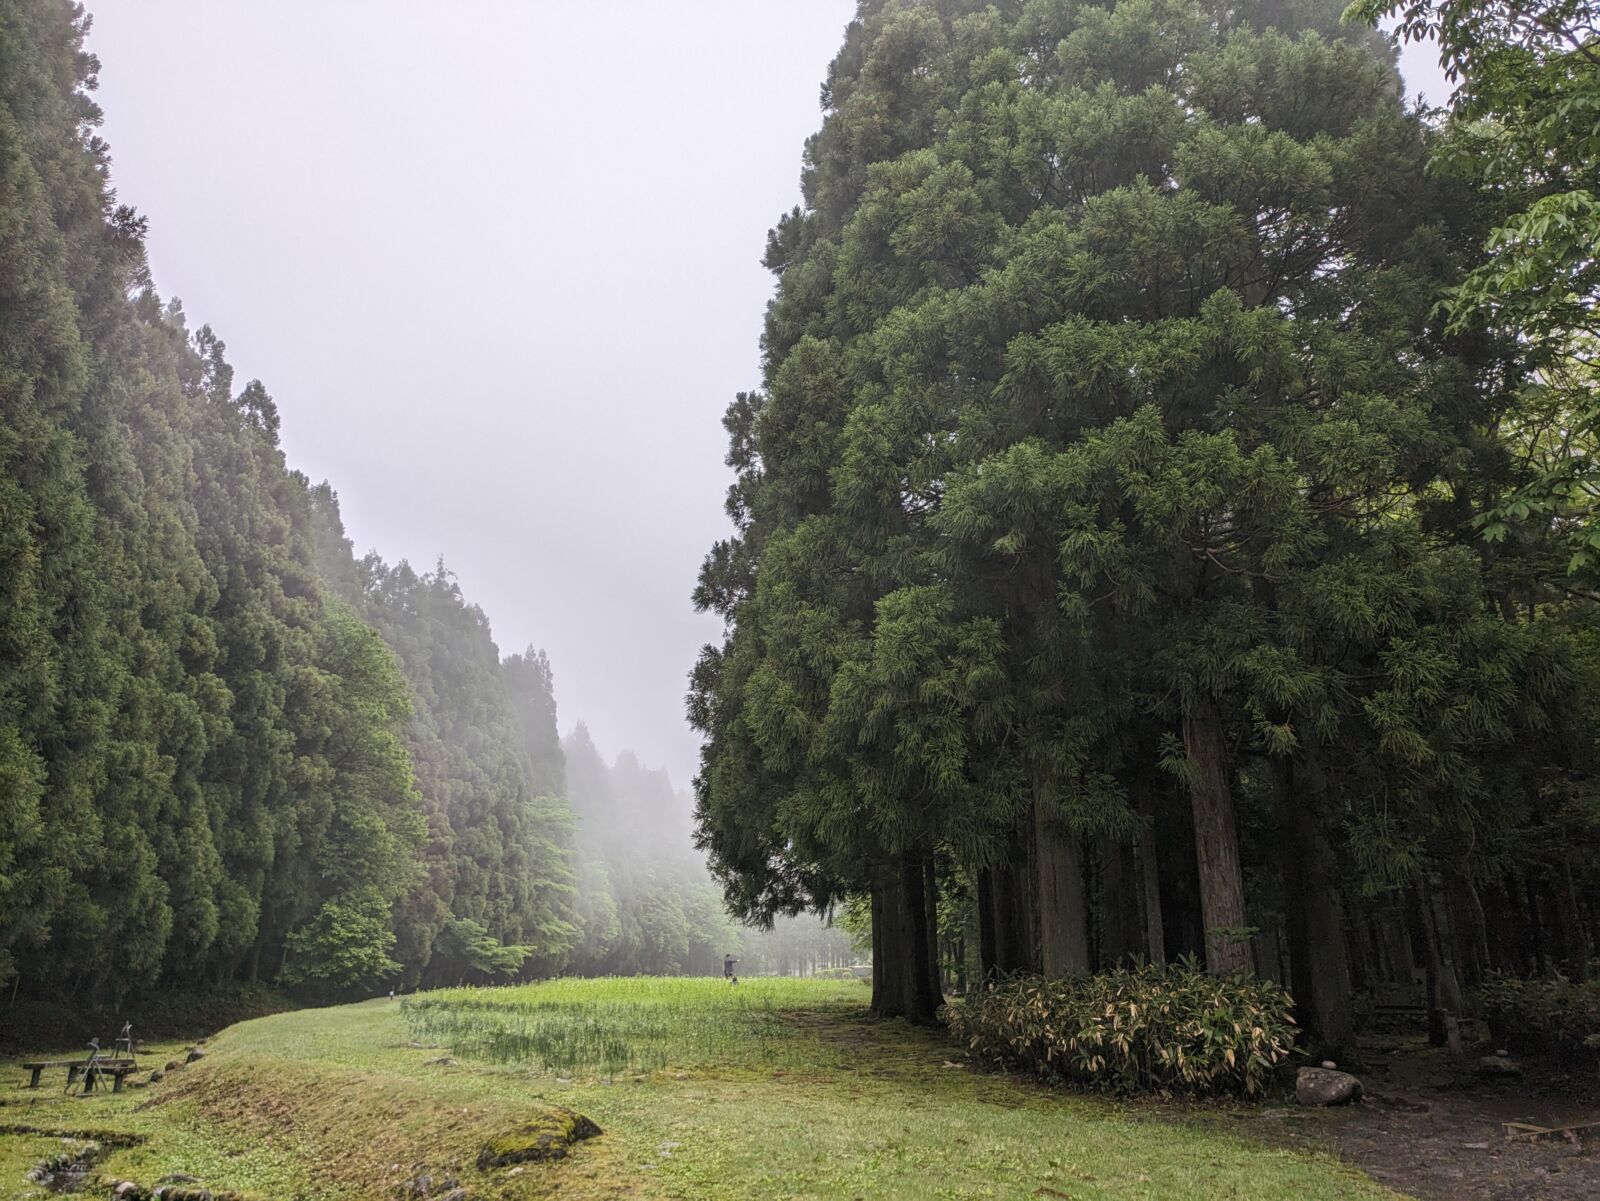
[2,2,1596,1200]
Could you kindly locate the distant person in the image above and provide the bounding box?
[723,954,739,985]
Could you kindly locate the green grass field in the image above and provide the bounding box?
[0,977,1398,1201]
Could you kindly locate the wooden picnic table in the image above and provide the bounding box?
[20,1057,137,1091]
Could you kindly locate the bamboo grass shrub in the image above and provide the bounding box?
[944,962,1296,1097]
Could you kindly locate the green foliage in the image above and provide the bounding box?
[281,891,403,994]
[429,917,531,984]
[1349,0,1600,576]
[945,963,1297,1096]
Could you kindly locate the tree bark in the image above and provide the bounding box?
[1182,706,1252,974]
[923,856,943,1001]
[1133,775,1166,964]
[1445,860,1490,988]
[870,871,889,1014]
[1524,872,1548,975]
[1033,773,1089,976]
[1409,878,1464,1049]
[976,867,998,980]
[1555,861,1592,982]
[869,852,943,1024]
[978,831,1036,979]
[1273,756,1355,1060]
[1098,836,1142,967]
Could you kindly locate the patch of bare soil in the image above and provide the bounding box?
[1244,1037,1600,1201]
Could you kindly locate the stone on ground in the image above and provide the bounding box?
[1476,1054,1523,1078]
[477,1107,602,1169]
[1296,1066,1364,1106]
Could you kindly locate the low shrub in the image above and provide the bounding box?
[944,961,1297,1097]
[1478,972,1600,1061]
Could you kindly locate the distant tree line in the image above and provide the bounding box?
[691,0,1600,1052]
[560,725,857,979]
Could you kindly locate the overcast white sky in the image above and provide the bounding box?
[85,3,1449,789]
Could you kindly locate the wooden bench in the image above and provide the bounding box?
[21,1058,136,1091]
[83,1062,139,1093]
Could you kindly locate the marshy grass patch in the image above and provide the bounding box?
[399,975,866,1076]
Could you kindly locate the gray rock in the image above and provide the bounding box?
[1296,1066,1364,1106]
[157,1174,199,1185]
[1477,1054,1523,1078]
[148,1069,164,1083]
[185,1048,206,1063]
[1320,1060,1337,1069]
[423,1056,456,1067]
[165,1060,181,1072]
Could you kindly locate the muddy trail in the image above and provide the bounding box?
[1240,1036,1600,1201]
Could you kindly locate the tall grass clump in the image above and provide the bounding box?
[400,976,862,1076]
[945,962,1296,1097]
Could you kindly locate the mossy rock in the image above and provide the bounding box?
[476,1106,602,1170]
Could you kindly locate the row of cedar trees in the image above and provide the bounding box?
[690,0,1600,1057]
[0,0,577,1001]
[0,2,741,1006]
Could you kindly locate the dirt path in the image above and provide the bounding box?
[1243,1037,1600,1201]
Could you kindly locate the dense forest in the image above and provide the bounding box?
[0,0,850,1015]
[692,0,1600,1051]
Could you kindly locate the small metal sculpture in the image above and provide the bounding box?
[77,1037,102,1094]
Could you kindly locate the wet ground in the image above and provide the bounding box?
[1241,1037,1600,1201]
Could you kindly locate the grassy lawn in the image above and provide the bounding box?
[0,978,1399,1201]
